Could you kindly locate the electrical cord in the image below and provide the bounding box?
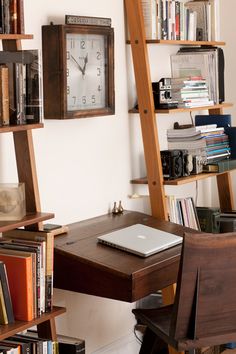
[133,326,143,344]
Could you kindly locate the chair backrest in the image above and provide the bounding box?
[170,232,236,341]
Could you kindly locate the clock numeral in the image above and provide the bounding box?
[97,68,101,76]
[96,51,101,60]
[70,39,75,49]
[91,95,96,104]
[82,96,87,104]
[80,40,86,49]
[66,51,70,60]
[98,85,102,92]
[67,86,70,95]
[72,96,76,104]
[67,68,69,77]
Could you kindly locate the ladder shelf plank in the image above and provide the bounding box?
[0,306,66,341]
[129,103,233,114]
[0,123,44,133]
[131,169,236,186]
[0,212,55,233]
[127,39,226,46]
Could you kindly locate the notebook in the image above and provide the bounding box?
[97,224,182,257]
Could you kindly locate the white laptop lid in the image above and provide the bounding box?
[97,224,182,257]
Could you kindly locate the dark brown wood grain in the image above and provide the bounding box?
[0,306,66,341]
[54,210,197,302]
[133,231,236,351]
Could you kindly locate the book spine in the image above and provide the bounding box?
[45,234,54,312]
[0,0,4,33]
[175,1,180,40]
[141,0,158,39]
[0,65,10,126]
[16,0,24,33]
[3,0,10,34]
[9,0,17,33]
[0,280,8,324]
[0,262,14,323]
[14,62,26,125]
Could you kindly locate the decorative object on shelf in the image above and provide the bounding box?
[118,200,124,214]
[152,78,178,109]
[112,202,119,215]
[42,23,115,119]
[0,183,25,221]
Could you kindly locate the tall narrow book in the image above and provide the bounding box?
[0,280,8,325]
[0,261,14,323]
[0,249,33,321]
[141,0,158,39]
[0,65,10,126]
[16,0,24,33]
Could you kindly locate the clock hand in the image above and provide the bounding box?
[82,53,88,76]
[71,54,84,74]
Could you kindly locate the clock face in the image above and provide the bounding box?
[66,33,107,111]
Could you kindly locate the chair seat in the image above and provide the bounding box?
[133,304,177,349]
[133,305,236,351]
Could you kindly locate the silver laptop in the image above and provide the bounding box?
[97,224,182,257]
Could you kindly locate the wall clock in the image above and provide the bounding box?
[42,24,115,119]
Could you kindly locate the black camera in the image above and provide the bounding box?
[161,150,193,180]
[152,78,178,109]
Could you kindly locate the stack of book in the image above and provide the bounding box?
[166,195,200,230]
[139,0,218,41]
[201,124,231,163]
[0,50,42,126]
[171,76,213,108]
[0,229,54,321]
[167,124,231,164]
[0,331,85,353]
[167,126,207,160]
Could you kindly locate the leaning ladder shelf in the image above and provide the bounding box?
[124,0,235,219]
[0,35,65,340]
[124,2,235,353]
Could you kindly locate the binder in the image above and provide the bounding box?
[195,114,231,128]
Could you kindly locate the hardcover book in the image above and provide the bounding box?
[0,65,10,126]
[0,281,8,325]
[0,249,34,321]
[0,261,14,324]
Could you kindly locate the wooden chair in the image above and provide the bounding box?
[133,232,236,353]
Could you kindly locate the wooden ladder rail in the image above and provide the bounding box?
[124,2,179,353]
[124,0,167,220]
[209,107,235,211]
[1,38,56,338]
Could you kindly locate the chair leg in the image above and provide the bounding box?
[139,327,168,354]
[188,350,196,354]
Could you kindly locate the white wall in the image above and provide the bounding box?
[0,0,235,353]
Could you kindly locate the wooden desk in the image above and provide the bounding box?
[54,211,197,302]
